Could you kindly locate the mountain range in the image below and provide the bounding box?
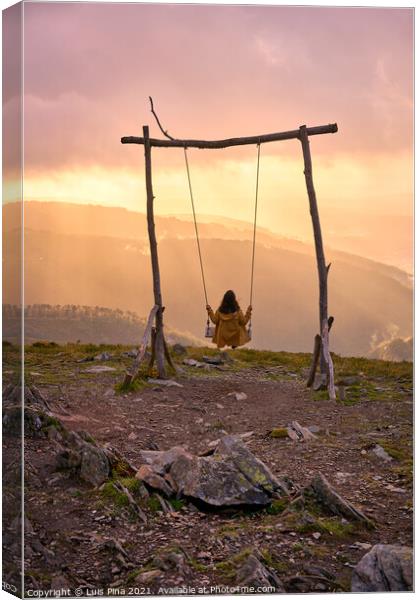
[2,201,413,358]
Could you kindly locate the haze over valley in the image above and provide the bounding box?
[3,202,412,359]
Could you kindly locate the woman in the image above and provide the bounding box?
[206,290,252,349]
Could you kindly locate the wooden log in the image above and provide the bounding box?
[122,304,159,387]
[143,125,166,379]
[299,125,330,376]
[321,319,336,400]
[122,123,338,149]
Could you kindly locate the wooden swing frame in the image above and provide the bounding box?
[121,101,338,400]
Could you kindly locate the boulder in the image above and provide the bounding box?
[351,544,413,592]
[215,435,291,497]
[169,452,271,506]
[237,552,285,592]
[2,385,53,437]
[54,425,115,487]
[136,435,291,509]
[79,444,110,487]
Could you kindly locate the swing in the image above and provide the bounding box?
[183,143,261,340]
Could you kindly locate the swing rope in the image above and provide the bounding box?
[183,143,261,335]
[183,146,209,306]
[249,143,261,308]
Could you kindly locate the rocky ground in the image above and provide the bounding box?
[2,342,413,596]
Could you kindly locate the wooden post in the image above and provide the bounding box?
[306,334,322,388]
[321,319,336,400]
[143,125,166,378]
[306,316,334,388]
[299,125,330,377]
[122,304,159,387]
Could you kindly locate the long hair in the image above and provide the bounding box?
[218,290,240,314]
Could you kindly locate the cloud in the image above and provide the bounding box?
[15,3,412,174]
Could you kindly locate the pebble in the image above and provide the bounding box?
[386,484,406,494]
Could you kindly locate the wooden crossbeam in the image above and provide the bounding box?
[121,123,338,149]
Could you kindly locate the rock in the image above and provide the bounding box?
[170,451,270,506]
[54,427,126,487]
[153,549,191,575]
[85,365,116,373]
[94,352,113,361]
[135,465,174,497]
[306,473,373,526]
[307,425,321,434]
[77,356,95,363]
[137,435,291,508]
[3,384,53,437]
[351,545,413,592]
[350,542,372,551]
[148,378,183,388]
[122,349,138,358]
[215,436,291,496]
[138,447,190,476]
[56,447,82,470]
[172,343,187,356]
[287,421,317,442]
[202,355,223,365]
[3,405,44,437]
[80,444,110,487]
[237,552,285,592]
[372,444,393,462]
[286,575,331,593]
[183,358,199,367]
[227,392,247,401]
[135,570,163,584]
[385,484,406,494]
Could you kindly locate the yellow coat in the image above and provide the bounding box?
[208,307,251,349]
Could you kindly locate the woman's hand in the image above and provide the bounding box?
[206,305,212,313]
[247,305,252,313]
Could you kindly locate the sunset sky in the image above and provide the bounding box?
[3,2,414,267]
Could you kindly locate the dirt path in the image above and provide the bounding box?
[3,346,413,594]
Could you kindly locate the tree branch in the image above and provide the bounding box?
[149,97,174,140]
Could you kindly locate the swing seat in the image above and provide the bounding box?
[205,323,215,338]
